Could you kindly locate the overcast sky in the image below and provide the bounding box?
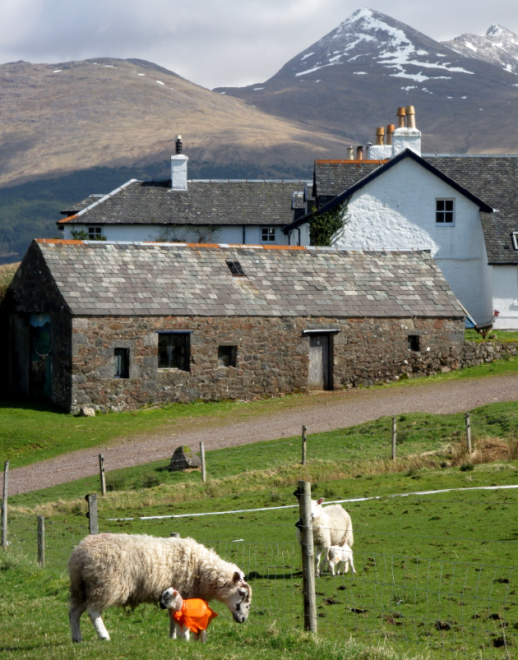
[1,0,517,89]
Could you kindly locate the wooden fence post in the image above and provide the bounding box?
[301,426,307,465]
[465,413,472,454]
[392,418,397,461]
[298,480,317,634]
[99,454,106,496]
[37,515,45,567]
[1,461,8,549]
[87,494,98,535]
[200,442,207,483]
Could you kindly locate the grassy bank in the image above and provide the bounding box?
[2,353,518,470]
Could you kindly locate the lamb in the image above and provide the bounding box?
[68,533,252,642]
[327,540,356,576]
[160,587,217,642]
[296,497,353,577]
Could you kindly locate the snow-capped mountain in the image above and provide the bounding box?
[442,24,518,75]
[216,9,518,153]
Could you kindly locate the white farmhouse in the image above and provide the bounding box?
[287,111,518,329]
[57,137,310,247]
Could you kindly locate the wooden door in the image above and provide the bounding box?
[308,334,329,390]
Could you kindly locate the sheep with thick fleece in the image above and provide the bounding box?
[68,533,252,642]
[296,497,353,577]
[327,540,356,576]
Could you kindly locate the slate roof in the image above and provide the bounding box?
[314,160,386,198]
[33,239,463,318]
[424,157,518,265]
[60,194,106,216]
[58,180,309,227]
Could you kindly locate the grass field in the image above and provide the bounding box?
[3,402,518,659]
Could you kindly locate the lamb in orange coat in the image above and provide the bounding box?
[160,587,218,642]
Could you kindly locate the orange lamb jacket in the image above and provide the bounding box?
[171,599,218,633]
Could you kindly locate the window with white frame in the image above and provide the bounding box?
[261,227,276,242]
[512,232,518,250]
[436,200,454,224]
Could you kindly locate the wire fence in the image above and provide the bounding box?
[3,487,518,658]
[4,407,514,498]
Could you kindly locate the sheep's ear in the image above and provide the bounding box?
[316,497,325,505]
[232,571,242,583]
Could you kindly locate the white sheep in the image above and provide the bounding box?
[160,587,217,642]
[296,497,354,577]
[327,540,356,576]
[68,533,252,642]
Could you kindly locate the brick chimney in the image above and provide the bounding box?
[171,135,188,190]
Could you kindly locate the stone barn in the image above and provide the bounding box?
[0,239,465,412]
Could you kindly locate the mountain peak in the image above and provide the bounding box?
[443,23,518,74]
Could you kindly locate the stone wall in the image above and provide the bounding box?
[461,340,518,368]
[70,315,464,412]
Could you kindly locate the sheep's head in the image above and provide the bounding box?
[159,587,183,612]
[310,497,325,523]
[222,572,252,624]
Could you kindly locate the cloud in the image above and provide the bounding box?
[0,0,517,89]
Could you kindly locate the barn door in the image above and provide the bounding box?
[308,334,330,390]
[29,313,52,399]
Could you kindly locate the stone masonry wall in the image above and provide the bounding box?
[70,315,465,412]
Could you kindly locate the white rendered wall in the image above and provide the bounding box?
[62,224,290,245]
[332,158,493,323]
[492,266,518,329]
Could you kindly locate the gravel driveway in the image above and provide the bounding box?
[7,373,518,495]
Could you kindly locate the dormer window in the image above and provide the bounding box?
[436,200,454,224]
[512,232,518,250]
[226,260,246,276]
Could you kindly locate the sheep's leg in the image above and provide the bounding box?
[87,608,110,641]
[329,560,336,577]
[69,603,86,643]
[314,546,324,577]
[175,623,190,641]
[350,556,357,574]
[192,630,205,642]
[169,617,177,639]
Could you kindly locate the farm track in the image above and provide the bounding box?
[8,373,518,495]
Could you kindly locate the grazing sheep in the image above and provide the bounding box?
[160,587,217,642]
[296,497,354,577]
[68,533,252,642]
[327,540,356,576]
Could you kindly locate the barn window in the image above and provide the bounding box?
[114,348,130,378]
[158,333,190,371]
[436,199,454,224]
[226,260,246,276]
[261,227,276,242]
[218,346,237,367]
[408,335,420,351]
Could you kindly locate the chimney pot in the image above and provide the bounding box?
[375,127,385,146]
[405,106,416,129]
[356,146,363,161]
[175,135,183,154]
[386,124,395,146]
[397,107,406,129]
[347,146,354,160]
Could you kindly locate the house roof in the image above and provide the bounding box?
[424,156,518,265]
[286,150,494,232]
[314,160,387,198]
[57,179,309,228]
[29,239,463,319]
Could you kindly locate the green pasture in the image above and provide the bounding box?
[4,462,518,659]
